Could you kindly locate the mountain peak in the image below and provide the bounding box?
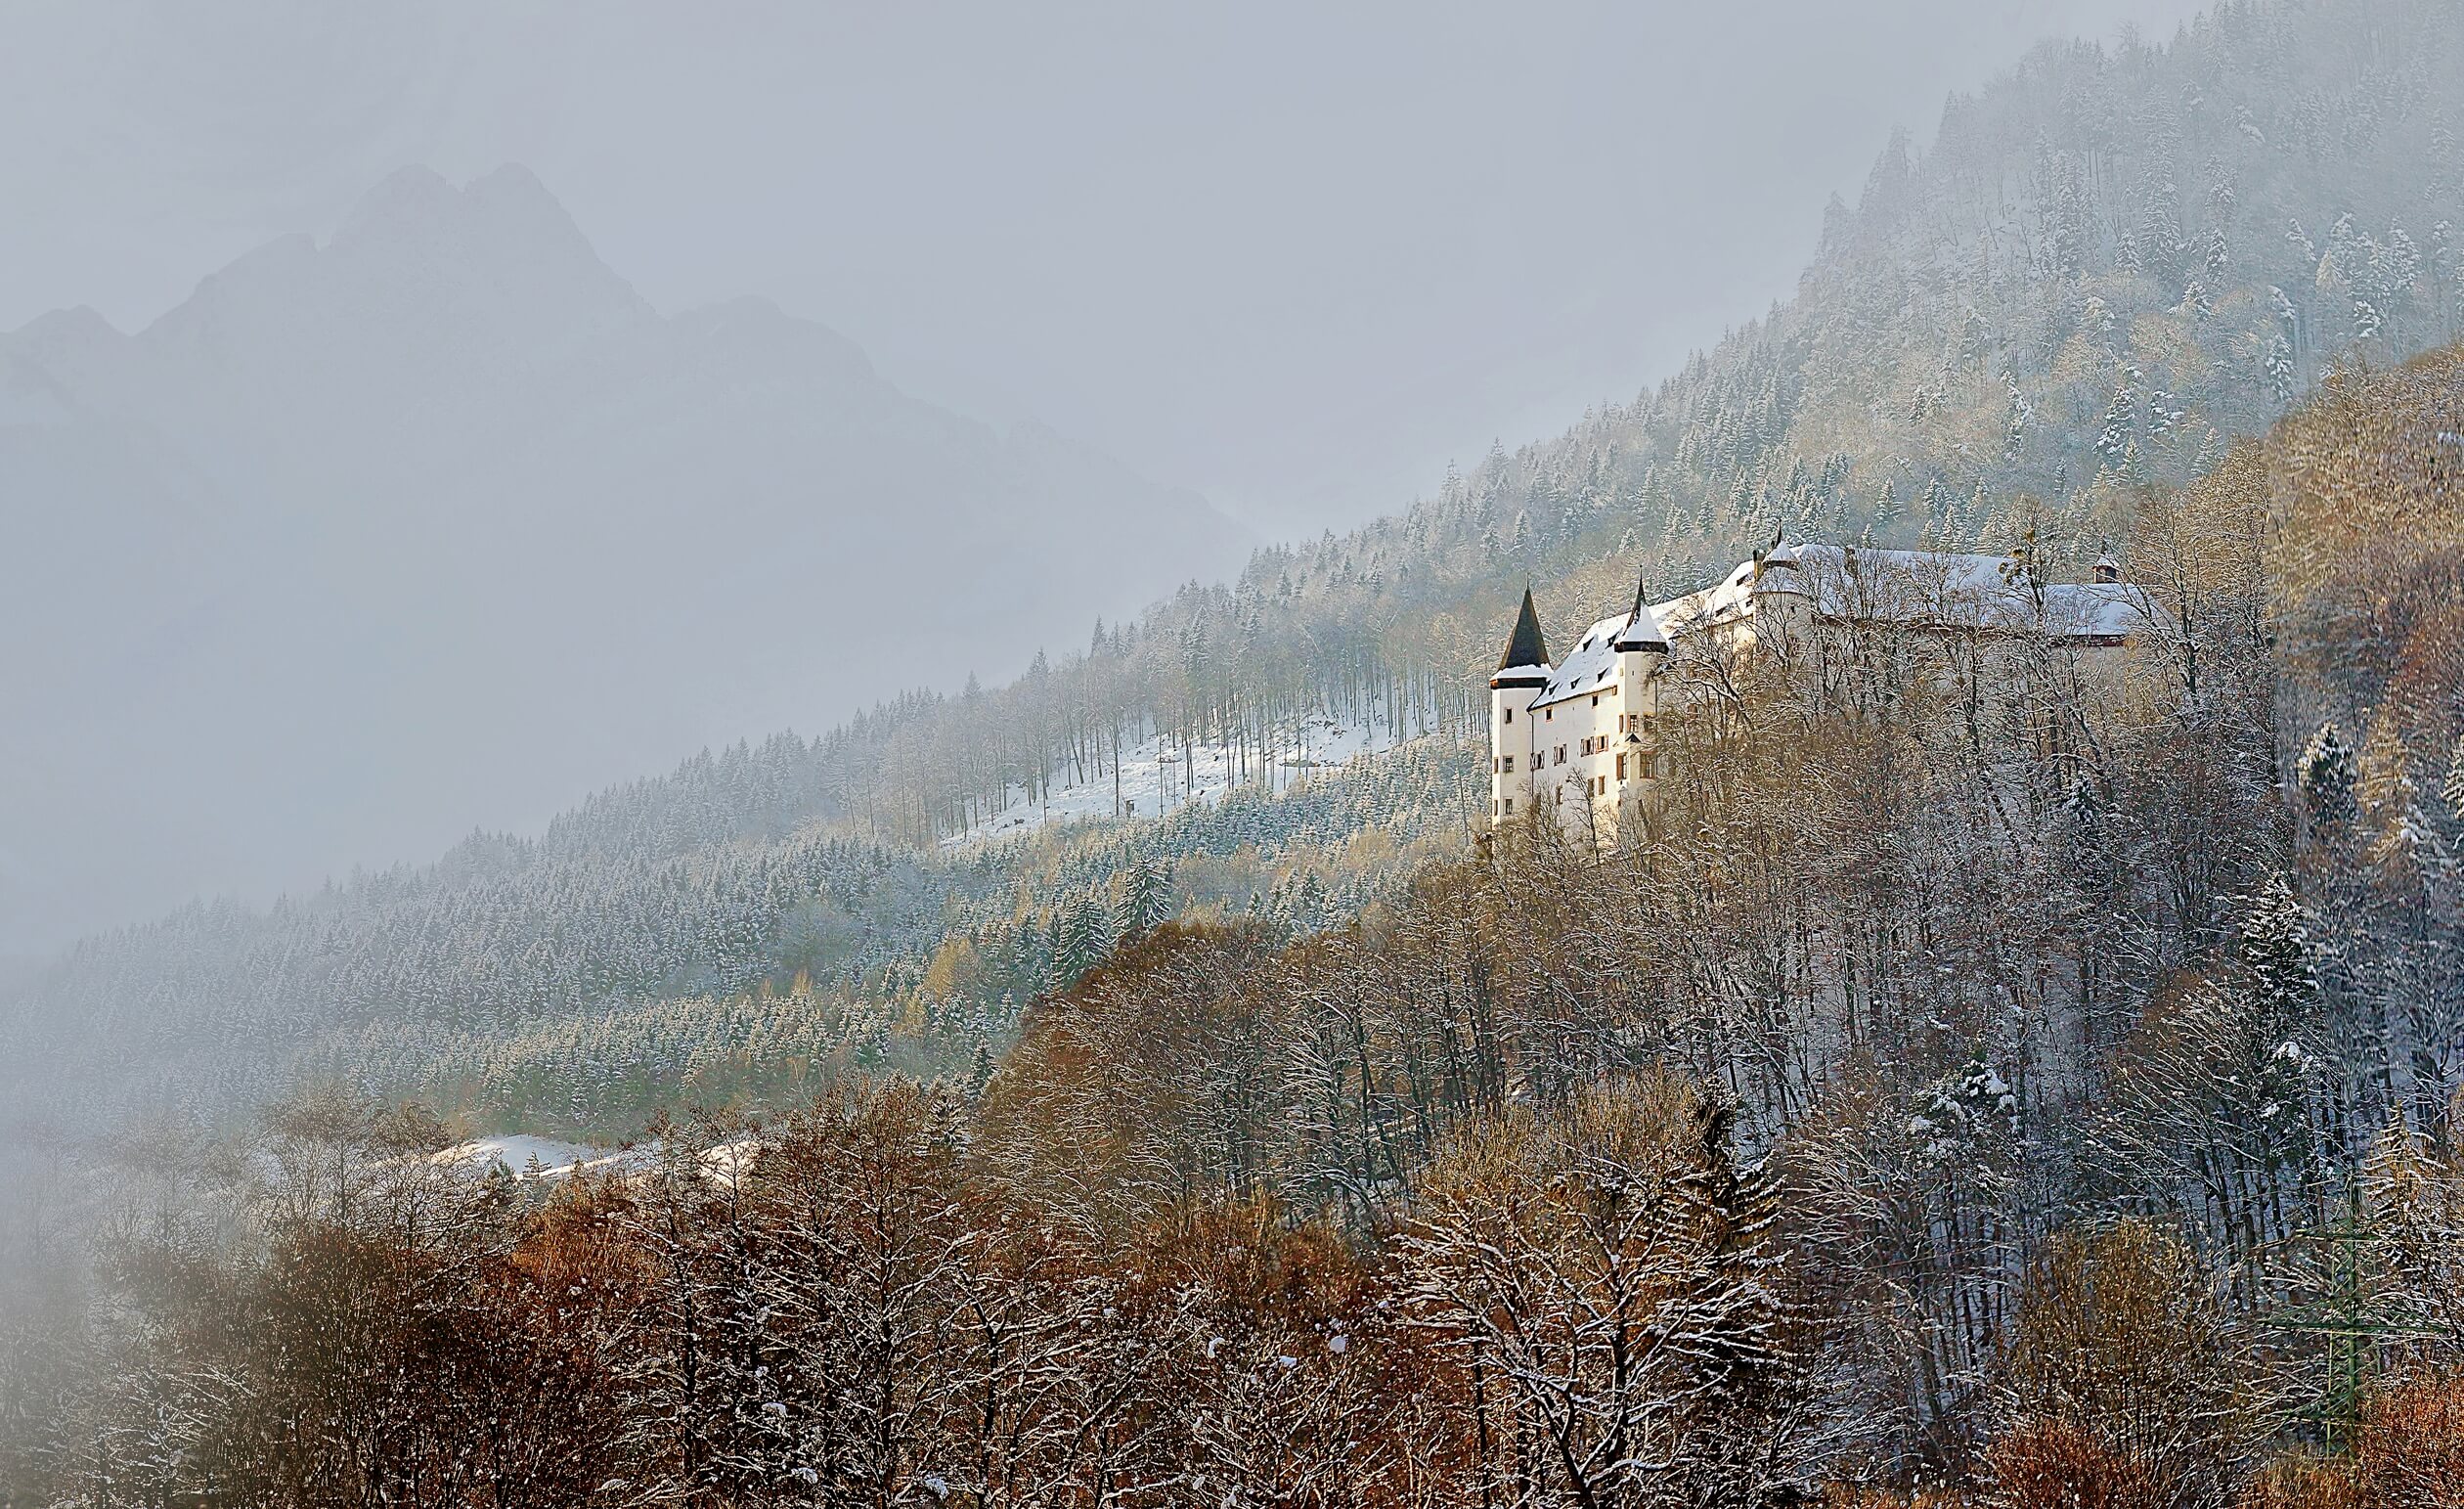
[330,165,462,246]
[465,161,555,206]
[8,303,123,353]
[329,162,601,267]
[463,163,596,250]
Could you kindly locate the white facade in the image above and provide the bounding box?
[1487,593,1673,846]
[1488,542,2154,842]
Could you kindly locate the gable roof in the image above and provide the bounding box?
[1533,610,1649,708]
[1509,543,2163,712]
[1651,544,2163,641]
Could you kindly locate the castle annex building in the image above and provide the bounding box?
[1487,542,2158,840]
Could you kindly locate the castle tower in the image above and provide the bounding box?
[1488,589,1551,821]
[1606,574,1668,825]
[1743,537,1813,643]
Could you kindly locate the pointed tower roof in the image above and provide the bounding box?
[1491,588,1553,690]
[1497,588,1550,671]
[1613,565,1667,650]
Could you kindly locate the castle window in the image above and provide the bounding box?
[1503,798,1514,815]
[1503,755,1515,773]
[1591,693,1600,707]
[1616,753,1627,779]
[1503,707,1514,724]
[1555,745,1566,766]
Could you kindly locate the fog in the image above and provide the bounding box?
[0,0,2211,958]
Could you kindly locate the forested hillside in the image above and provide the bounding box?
[9,0,2464,1176]
[0,731,1476,1141]
[803,0,2464,844]
[6,340,2458,1507]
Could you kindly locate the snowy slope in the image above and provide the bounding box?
[434,1132,758,1184]
[433,1134,606,1179]
[945,709,1443,848]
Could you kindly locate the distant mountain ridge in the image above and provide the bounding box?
[0,165,1250,954]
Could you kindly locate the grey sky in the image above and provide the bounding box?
[8,0,2215,541]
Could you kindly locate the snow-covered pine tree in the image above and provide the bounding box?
[2300,721,2359,824]
[1112,857,1174,941]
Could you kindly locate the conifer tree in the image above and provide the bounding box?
[2300,722,2358,824]
[1113,858,1174,941]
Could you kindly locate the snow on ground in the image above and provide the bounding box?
[434,1132,762,1184]
[944,710,1437,849]
[433,1134,605,1180]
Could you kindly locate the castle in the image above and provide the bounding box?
[1487,541,2157,841]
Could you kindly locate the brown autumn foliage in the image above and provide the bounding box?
[66,1203,632,1507]
[2002,1221,2250,1509]
[974,919,1289,1230]
[2269,348,2464,733]
[2238,1376,2464,1509]
[1401,1075,1807,1509]
[2351,1374,2464,1509]
[1987,1417,2176,1509]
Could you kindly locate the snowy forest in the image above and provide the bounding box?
[6,338,2461,1506]
[6,0,2464,1502]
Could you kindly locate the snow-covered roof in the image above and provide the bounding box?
[1517,544,2160,712]
[1533,611,1647,708]
[2049,580,2166,637]
[1655,544,2161,642]
[1615,601,1669,650]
